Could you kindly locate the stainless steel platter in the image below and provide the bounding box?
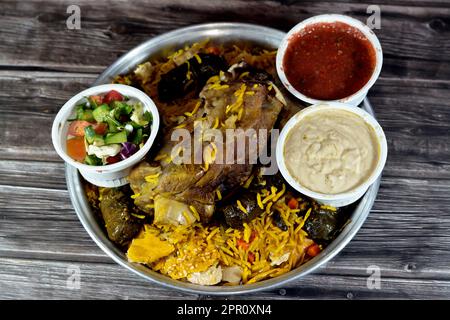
[66,22,381,295]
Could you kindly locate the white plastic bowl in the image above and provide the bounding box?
[276,102,387,207]
[276,14,383,106]
[52,84,160,187]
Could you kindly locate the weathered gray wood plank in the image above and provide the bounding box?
[0,71,96,161]
[1,1,449,81]
[0,257,449,299]
[0,258,198,300]
[0,160,66,189]
[0,185,108,262]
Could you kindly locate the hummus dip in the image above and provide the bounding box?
[283,108,379,194]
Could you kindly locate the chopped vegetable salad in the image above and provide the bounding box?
[66,90,152,165]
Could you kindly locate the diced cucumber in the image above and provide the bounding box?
[77,108,94,122]
[84,154,103,166]
[84,126,96,144]
[105,130,127,145]
[75,105,84,119]
[92,104,110,122]
[84,109,94,121]
[88,97,99,108]
[84,126,105,146]
[92,135,105,146]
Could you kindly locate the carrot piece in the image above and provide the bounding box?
[66,137,86,162]
[206,46,220,55]
[306,244,321,257]
[237,239,250,251]
[287,197,299,209]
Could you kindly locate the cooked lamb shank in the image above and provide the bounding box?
[129,68,285,225]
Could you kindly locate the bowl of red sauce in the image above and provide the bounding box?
[276,14,382,106]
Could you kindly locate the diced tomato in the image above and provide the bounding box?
[106,155,121,164]
[68,121,107,137]
[237,231,257,252]
[93,122,108,135]
[68,120,94,137]
[237,239,250,251]
[287,197,299,210]
[206,46,220,55]
[66,137,86,162]
[248,252,255,264]
[103,90,123,104]
[306,244,321,257]
[90,95,103,105]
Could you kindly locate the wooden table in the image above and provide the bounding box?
[1,0,449,300]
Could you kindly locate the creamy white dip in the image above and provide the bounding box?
[283,109,379,194]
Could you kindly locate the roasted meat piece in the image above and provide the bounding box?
[129,69,285,225]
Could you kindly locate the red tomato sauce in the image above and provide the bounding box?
[283,22,376,100]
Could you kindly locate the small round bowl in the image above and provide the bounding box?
[52,84,160,187]
[276,14,383,106]
[276,102,387,207]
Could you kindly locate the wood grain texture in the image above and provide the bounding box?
[1,257,449,300]
[0,71,96,161]
[0,0,449,299]
[1,0,450,80]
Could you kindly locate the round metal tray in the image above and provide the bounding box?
[66,22,381,295]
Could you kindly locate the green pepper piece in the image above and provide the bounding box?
[127,121,143,129]
[105,115,121,133]
[131,128,143,145]
[112,101,133,119]
[92,104,110,123]
[105,130,127,145]
[143,111,153,124]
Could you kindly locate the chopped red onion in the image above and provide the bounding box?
[120,142,138,160]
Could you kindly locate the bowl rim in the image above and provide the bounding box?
[52,83,160,172]
[276,14,383,105]
[65,22,382,295]
[276,102,388,202]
